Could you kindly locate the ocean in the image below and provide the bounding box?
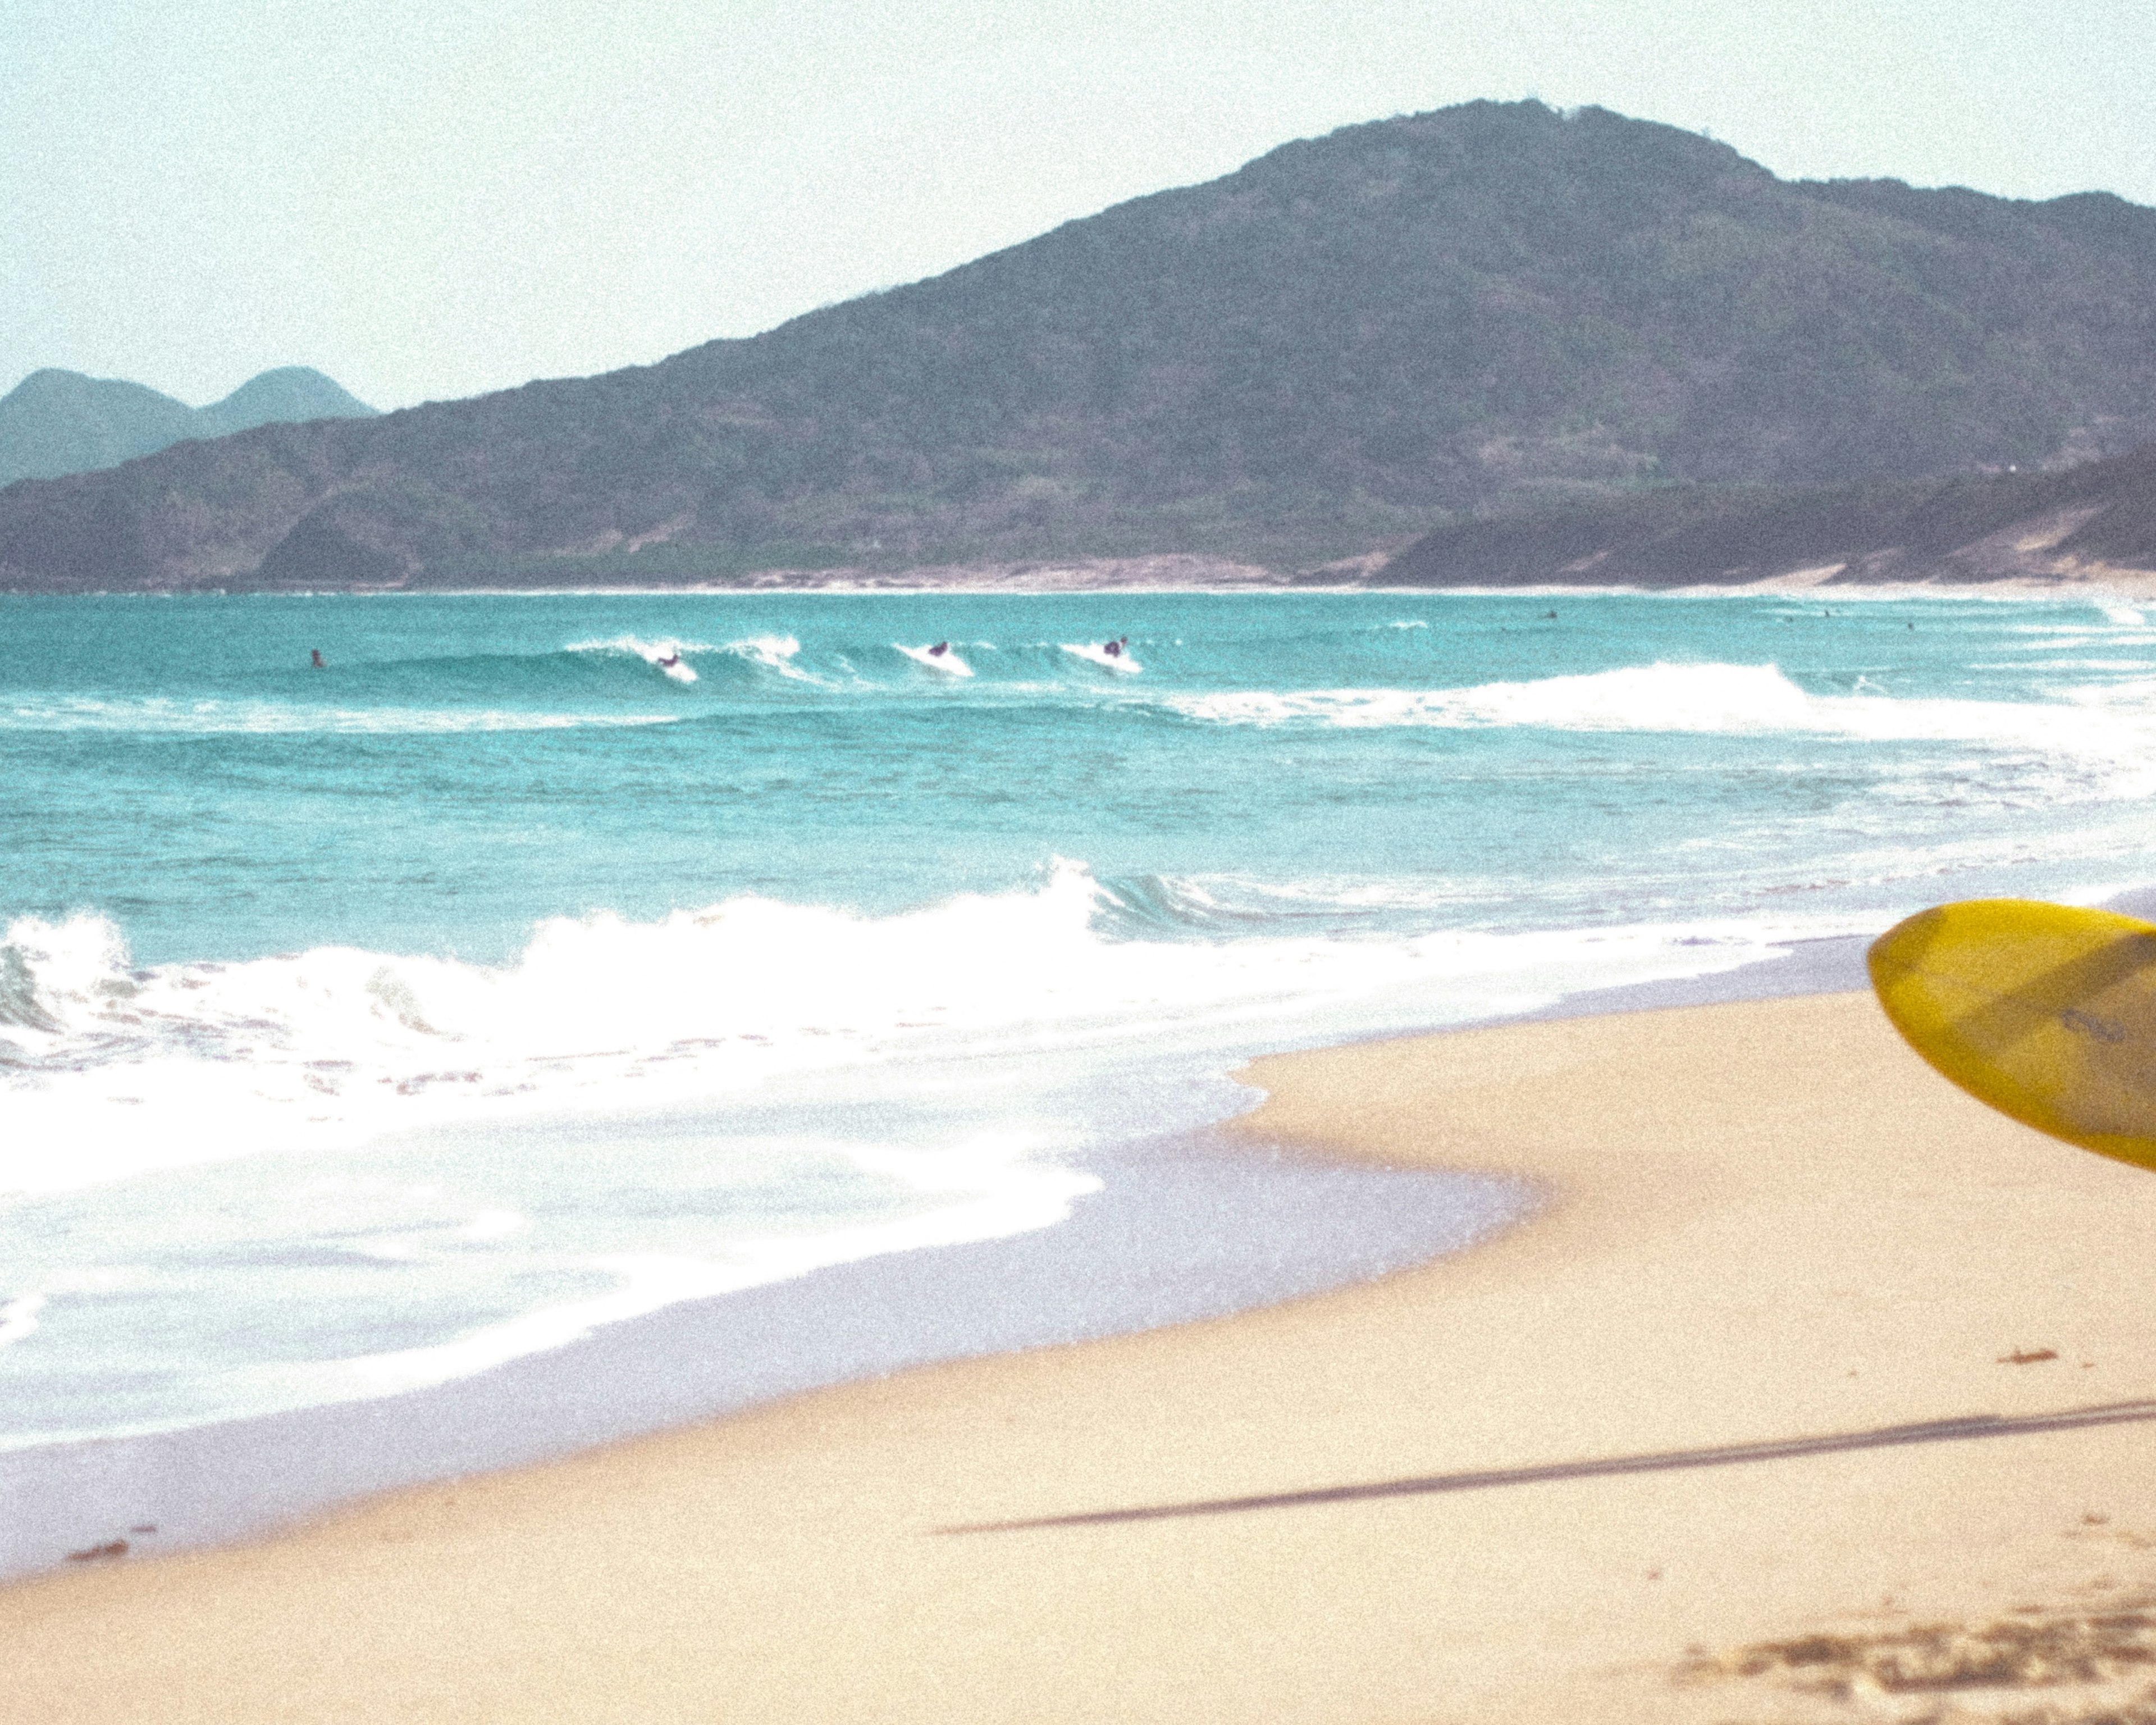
[3,586,2154,1485]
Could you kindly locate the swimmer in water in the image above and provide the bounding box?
[310,649,325,669]
[928,641,949,657]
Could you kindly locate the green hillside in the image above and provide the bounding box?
[4,100,2155,590]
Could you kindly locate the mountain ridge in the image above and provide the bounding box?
[5,99,2156,591]
[0,367,376,490]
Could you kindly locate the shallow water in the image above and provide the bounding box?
[3,587,2153,1448]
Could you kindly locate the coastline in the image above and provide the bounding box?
[14,577,2153,1617]
[0,1130,1525,1583]
[8,564,2156,599]
[15,957,2156,1719]
[0,929,1872,1586]
[726,568,2156,600]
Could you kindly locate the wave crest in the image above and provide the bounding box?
[1162,661,2156,752]
[0,866,1825,1197]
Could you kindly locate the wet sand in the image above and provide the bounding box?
[9,990,2156,1723]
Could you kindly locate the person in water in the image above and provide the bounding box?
[928,641,949,657]
[656,652,680,669]
[1102,635,1127,658]
[310,649,325,669]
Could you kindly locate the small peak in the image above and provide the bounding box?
[196,368,378,436]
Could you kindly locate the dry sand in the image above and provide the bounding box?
[9,991,2156,1723]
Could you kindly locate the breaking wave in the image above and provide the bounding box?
[0,864,1833,1199]
[1159,661,2156,755]
[0,697,679,734]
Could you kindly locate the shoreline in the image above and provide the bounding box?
[0,926,1883,1587]
[7,569,2156,599]
[0,1131,1525,1584]
[10,985,2156,1721]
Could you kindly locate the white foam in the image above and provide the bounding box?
[1159,661,2156,760]
[318,1138,1100,1401]
[898,643,972,676]
[0,1125,1109,1451]
[572,631,833,685]
[0,870,1851,1201]
[568,633,717,659]
[1972,660,2154,672]
[0,1295,43,1350]
[1061,642,1140,672]
[0,698,678,734]
[723,633,819,680]
[568,633,714,683]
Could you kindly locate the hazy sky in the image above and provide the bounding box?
[7,0,2151,412]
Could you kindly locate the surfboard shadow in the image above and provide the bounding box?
[938,1399,2156,1534]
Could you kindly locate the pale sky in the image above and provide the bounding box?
[7,0,2151,412]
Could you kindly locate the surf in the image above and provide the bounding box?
[1061,641,1140,673]
[11,588,2156,1464]
[897,642,974,676]
[0,866,1871,1204]
[1158,660,2156,757]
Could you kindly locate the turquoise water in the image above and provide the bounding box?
[4,587,2154,1445]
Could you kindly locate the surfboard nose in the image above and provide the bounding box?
[1869,899,2156,1172]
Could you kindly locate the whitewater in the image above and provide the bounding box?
[3,588,2155,1462]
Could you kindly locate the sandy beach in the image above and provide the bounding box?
[10,988,2156,1723]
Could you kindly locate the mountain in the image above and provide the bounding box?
[0,373,200,487]
[5,99,2156,591]
[190,368,376,441]
[1376,441,2156,587]
[0,367,375,489]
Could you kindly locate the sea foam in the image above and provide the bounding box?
[0,864,1839,1201]
[1160,660,2156,755]
[0,696,678,734]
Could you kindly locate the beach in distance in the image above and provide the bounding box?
[7,588,2156,1720]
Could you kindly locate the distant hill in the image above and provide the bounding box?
[190,369,376,441]
[1376,441,2156,587]
[0,367,374,488]
[6,99,2156,591]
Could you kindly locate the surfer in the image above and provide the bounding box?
[309,649,325,669]
[929,641,949,658]
[1102,636,1127,658]
[656,652,680,669]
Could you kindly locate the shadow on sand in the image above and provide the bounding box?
[940,1399,2156,1534]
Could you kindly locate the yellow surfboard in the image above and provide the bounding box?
[1869,899,2156,1171]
